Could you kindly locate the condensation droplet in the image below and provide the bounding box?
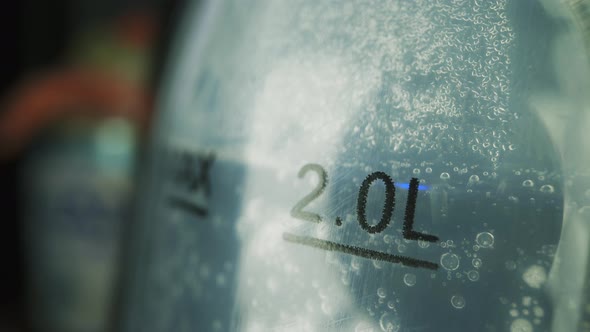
[403,273,416,287]
[522,180,534,187]
[440,253,460,271]
[476,232,494,248]
[451,295,466,309]
[510,318,533,332]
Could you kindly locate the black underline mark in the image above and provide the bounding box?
[168,196,208,217]
[283,232,439,270]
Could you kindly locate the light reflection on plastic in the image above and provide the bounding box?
[396,183,428,191]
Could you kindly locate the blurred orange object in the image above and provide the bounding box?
[0,67,151,160]
[0,12,157,160]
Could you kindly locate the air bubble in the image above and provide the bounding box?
[216,273,226,287]
[425,167,432,174]
[522,265,547,289]
[522,179,534,187]
[540,184,554,193]
[379,313,400,332]
[472,258,482,268]
[413,168,420,174]
[510,318,532,332]
[397,244,407,253]
[469,175,480,183]
[355,321,375,332]
[440,252,460,271]
[440,172,450,180]
[351,258,361,270]
[387,301,395,309]
[418,240,430,248]
[522,296,531,306]
[476,232,494,248]
[341,274,351,286]
[377,288,387,298]
[321,301,334,315]
[505,260,517,271]
[450,295,466,309]
[373,260,384,269]
[467,270,480,281]
[403,273,416,286]
[200,265,210,279]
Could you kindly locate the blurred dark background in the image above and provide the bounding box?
[0,0,187,330]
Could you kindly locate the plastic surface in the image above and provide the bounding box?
[120,0,590,331]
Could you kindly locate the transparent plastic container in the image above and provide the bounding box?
[118,0,590,331]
